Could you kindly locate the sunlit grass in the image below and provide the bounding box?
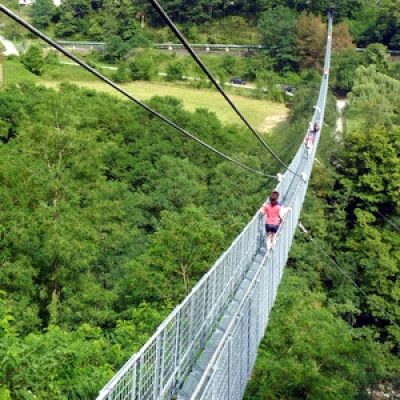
[4,58,39,85]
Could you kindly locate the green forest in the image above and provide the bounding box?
[0,0,399,399]
[14,0,400,51]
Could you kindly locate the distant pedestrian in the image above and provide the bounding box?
[304,132,314,157]
[310,122,319,141]
[304,122,319,157]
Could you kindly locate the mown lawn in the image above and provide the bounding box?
[4,59,287,132]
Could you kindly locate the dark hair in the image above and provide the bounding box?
[269,191,279,205]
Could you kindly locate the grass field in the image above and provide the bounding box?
[4,59,287,132]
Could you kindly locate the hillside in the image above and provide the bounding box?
[0,1,399,399]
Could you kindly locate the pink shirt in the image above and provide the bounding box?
[263,203,281,225]
[305,133,314,146]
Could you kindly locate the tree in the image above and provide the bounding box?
[112,63,131,83]
[349,65,400,127]
[364,43,390,73]
[346,0,379,45]
[335,95,400,349]
[221,54,238,75]
[206,154,265,225]
[129,52,157,81]
[165,60,186,81]
[244,53,276,81]
[0,85,143,331]
[333,22,355,50]
[147,206,224,292]
[20,45,45,76]
[101,0,150,60]
[244,274,394,400]
[338,124,400,214]
[0,75,278,398]
[55,0,92,37]
[344,220,400,350]
[0,324,118,399]
[295,12,326,70]
[111,303,169,356]
[374,0,400,50]
[103,35,131,61]
[29,0,56,29]
[254,0,364,21]
[330,48,363,94]
[54,10,81,37]
[258,6,298,70]
[141,156,207,214]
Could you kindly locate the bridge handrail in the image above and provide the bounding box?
[193,13,332,399]
[97,11,333,400]
[98,191,264,399]
[49,41,266,50]
[56,40,106,46]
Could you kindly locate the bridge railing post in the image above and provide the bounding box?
[130,363,136,400]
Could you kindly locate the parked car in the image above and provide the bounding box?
[230,77,247,85]
[277,84,296,96]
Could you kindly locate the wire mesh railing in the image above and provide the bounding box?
[97,194,265,400]
[188,13,333,400]
[97,12,333,400]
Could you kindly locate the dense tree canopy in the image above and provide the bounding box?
[0,82,282,398]
[245,54,400,400]
[245,274,396,400]
[2,1,400,397]
[295,12,326,69]
[29,0,57,29]
[258,6,298,70]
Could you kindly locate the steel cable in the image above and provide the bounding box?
[0,4,277,178]
[148,0,302,177]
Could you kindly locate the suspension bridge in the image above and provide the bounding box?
[95,12,333,400]
[0,3,334,399]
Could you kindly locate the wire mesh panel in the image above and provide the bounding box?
[191,285,206,344]
[177,299,194,381]
[105,364,136,400]
[230,319,244,400]
[248,282,260,368]
[159,318,178,395]
[213,342,230,399]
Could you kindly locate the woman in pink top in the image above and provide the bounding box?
[260,191,281,250]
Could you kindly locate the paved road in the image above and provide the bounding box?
[61,60,117,70]
[0,35,19,56]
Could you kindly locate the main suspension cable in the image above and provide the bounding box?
[148,0,300,176]
[0,5,275,178]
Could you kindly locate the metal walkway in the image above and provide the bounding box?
[97,13,333,400]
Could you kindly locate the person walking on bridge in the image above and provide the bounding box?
[304,122,319,158]
[310,122,319,141]
[260,191,290,251]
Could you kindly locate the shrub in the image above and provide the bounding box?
[21,45,45,76]
[165,60,186,81]
[44,51,59,66]
[129,52,157,81]
[221,55,237,75]
[112,63,131,83]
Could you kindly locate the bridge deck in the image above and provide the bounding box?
[96,12,333,400]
